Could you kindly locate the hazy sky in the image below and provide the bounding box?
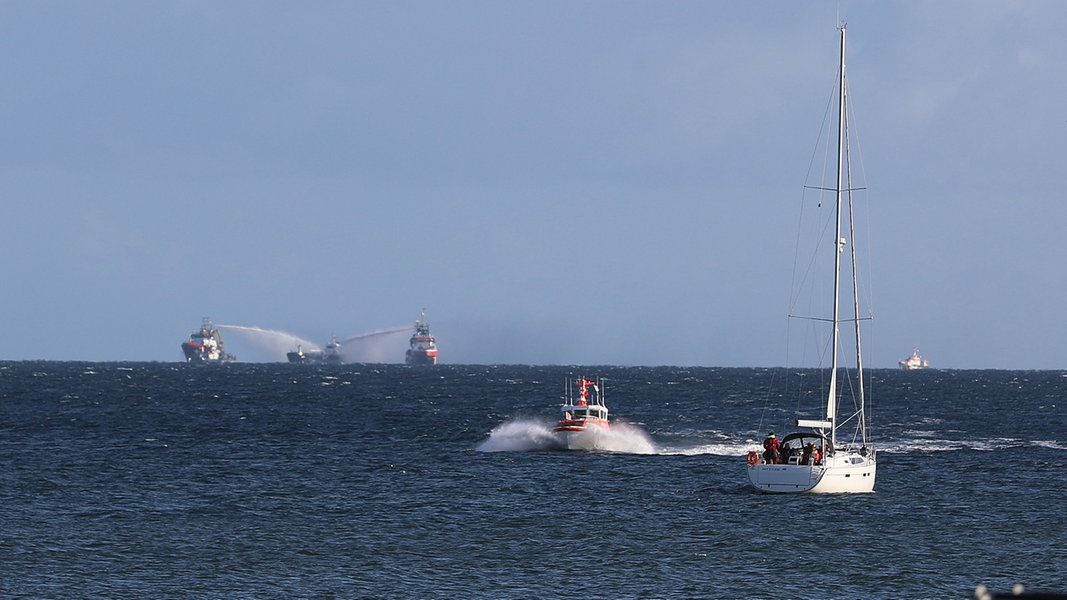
[2,1,1065,368]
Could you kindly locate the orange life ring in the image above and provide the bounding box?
[747,451,759,466]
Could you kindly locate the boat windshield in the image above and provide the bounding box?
[573,407,606,419]
[780,432,833,454]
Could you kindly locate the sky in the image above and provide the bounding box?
[2,1,1066,369]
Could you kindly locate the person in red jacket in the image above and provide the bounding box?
[762,432,780,464]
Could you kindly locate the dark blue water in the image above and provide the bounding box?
[1,362,1064,599]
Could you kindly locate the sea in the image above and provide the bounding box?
[1,361,1063,599]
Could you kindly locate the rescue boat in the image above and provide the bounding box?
[553,376,609,451]
[899,347,930,370]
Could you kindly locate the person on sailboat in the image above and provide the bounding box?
[780,442,794,464]
[762,432,780,464]
[802,442,815,465]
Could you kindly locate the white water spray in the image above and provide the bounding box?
[338,326,409,346]
[477,418,658,454]
[217,324,320,361]
[339,326,410,363]
[217,323,412,363]
[476,419,560,452]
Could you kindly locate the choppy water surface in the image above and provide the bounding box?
[1,362,1064,598]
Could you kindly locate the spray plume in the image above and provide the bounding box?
[338,325,410,346]
[217,324,320,359]
[216,323,414,363]
[340,325,411,363]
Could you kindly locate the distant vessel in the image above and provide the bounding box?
[181,317,236,363]
[553,376,609,451]
[323,336,343,364]
[287,335,343,365]
[405,311,438,365]
[286,345,316,364]
[899,347,930,370]
[746,26,876,493]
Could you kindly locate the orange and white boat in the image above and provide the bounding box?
[899,347,930,370]
[553,376,609,450]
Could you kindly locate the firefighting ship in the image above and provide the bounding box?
[405,311,438,365]
[180,317,236,363]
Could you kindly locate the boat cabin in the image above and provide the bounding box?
[776,432,832,465]
[565,404,608,421]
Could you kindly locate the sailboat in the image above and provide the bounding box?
[746,25,877,494]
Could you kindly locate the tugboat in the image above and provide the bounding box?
[405,311,438,365]
[181,317,236,363]
[287,334,344,365]
[899,347,930,370]
[553,376,609,451]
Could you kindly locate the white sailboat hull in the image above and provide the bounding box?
[747,451,876,494]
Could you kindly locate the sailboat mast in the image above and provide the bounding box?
[826,25,847,449]
[845,64,868,449]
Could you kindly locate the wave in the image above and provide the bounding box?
[646,434,1067,457]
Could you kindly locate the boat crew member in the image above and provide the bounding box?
[762,432,780,464]
[780,442,794,464]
